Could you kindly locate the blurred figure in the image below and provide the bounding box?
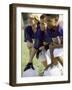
[43,14,63,76]
[23,14,46,76]
[44,14,63,65]
[24,15,36,72]
[36,14,48,68]
[23,14,40,75]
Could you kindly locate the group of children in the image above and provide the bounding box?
[23,14,63,76]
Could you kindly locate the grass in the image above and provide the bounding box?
[21,30,45,76]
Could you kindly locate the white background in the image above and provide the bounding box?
[0,0,72,90]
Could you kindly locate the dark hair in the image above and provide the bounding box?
[45,14,59,18]
[40,14,45,19]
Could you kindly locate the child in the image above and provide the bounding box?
[24,14,46,72]
[23,14,40,70]
[35,14,48,68]
[24,15,35,70]
[43,14,63,76]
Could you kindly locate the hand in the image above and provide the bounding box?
[43,42,48,45]
[39,46,44,50]
[51,58,58,65]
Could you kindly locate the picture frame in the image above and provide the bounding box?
[9,3,70,86]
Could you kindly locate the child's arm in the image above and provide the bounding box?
[51,43,63,48]
[52,36,63,48]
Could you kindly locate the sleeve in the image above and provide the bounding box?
[57,27,63,44]
[24,27,27,42]
[58,27,63,37]
[24,26,33,43]
[34,39,41,49]
[60,28,63,36]
[44,32,52,44]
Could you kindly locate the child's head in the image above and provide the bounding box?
[40,14,45,24]
[28,15,34,25]
[33,15,39,24]
[40,14,45,31]
[45,14,59,29]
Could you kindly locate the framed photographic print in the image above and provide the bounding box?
[9,3,70,86]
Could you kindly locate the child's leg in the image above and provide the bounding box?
[49,44,58,65]
[59,56,63,64]
[24,47,37,71]
[38,50,48,68]
[24,41,37,71]
[27,41,33,61]
[42,60,48,68]
[27,41,37,63]
[24,39,43,71]
[53,48,63,66]
[29,47,37,63]
[56,57,63,66]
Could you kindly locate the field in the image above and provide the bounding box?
[21,30,45,76]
